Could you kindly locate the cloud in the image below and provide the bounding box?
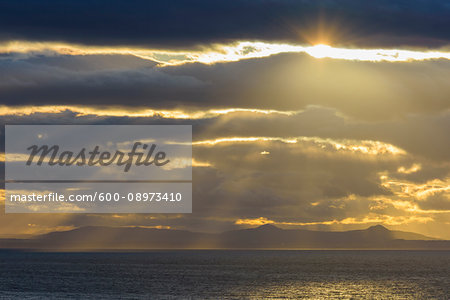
[191,136,406,156]
[0,0,449,48]
[2,41,449,66]
[1,53,449,122]
[1,105,449,162]
[0,105,297,119]
[234,215,434,227]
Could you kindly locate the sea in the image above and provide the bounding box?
[0,250,448,299]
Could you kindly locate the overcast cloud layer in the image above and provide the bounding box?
[1,54,449,120]
[0,0,449,48]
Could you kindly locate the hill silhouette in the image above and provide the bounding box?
[0,224,448,250]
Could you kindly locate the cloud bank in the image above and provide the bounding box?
[0,0,449,48]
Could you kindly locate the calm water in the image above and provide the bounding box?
[0,250,448,299]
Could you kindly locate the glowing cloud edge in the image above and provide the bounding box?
[1,40,450,66]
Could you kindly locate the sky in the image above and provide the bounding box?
[0,0,449,239]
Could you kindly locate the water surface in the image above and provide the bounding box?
[0,250,448,299]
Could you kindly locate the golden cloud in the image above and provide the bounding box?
[235,214,433,227]
[0,105,298,119]
[1,40,450,66]
[191,136,406,156]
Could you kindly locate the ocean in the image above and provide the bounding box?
[0,250,448,299]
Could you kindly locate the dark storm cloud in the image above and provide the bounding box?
[0,55,207,106]
[1,53,450,121]
[0,0,449,48]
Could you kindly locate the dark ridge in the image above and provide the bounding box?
[0,225,447,250]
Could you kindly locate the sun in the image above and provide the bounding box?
[307,44,334,59]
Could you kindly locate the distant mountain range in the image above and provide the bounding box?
[1,224,449,250]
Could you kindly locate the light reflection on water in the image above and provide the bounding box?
[0,250,448,299]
